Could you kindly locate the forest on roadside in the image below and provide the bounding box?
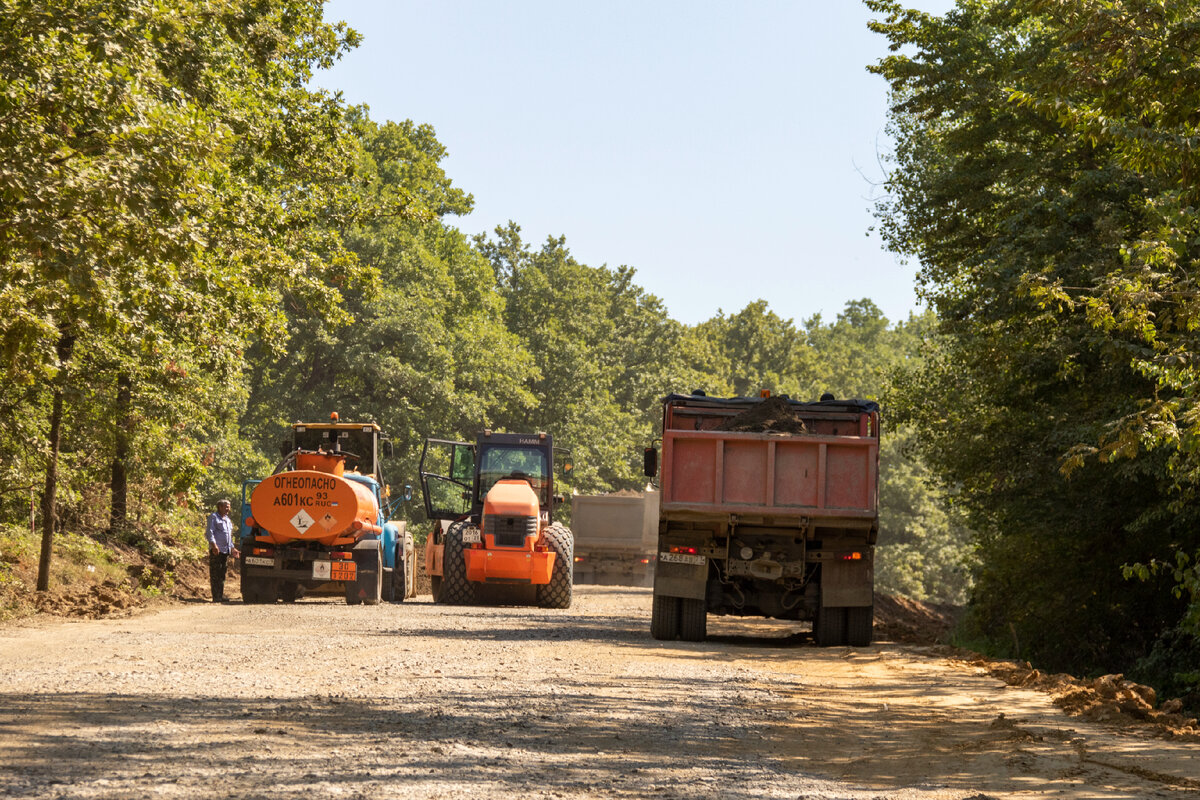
[2,0,1198,710]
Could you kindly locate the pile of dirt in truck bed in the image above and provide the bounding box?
[714,395,807,434]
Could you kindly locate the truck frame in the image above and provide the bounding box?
[644,393,880,646]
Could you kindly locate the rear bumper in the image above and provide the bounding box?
[465,548,555,585]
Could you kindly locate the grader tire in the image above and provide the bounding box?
[438,521,475,605]
[537,522,574,609]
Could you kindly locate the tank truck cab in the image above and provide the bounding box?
[238,413,415,605]
[419,431,574,607]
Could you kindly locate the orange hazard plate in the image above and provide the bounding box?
[331,562,356,582]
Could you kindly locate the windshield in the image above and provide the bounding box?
[294,427,376,473]
[476,445,549,507]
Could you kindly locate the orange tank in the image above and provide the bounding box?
[250,460,380,547]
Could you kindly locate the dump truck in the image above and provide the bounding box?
[419,431,573,607]
[643,392,880,645]
[570,491,658,586]
[238,414,415,605]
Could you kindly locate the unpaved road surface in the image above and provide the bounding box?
[1,586,1198,799]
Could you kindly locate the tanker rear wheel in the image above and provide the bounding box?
[679,597,707,642]
[387,542,406,603]
[242,575,277,604]
[650,593,680,640]
[362,544,383,606]
[280,581,299,603]
[537,522,573,609]
[438,522,475,605]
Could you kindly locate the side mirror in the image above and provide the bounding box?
[403,484,413,501]
[382,440,394,458]
[643,447,658,478]
[562,462,573,477]
[279,438,291,458]
[553,494,565,506]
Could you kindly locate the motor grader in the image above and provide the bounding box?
[419,431,573,607]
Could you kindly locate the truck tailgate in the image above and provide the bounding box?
[661,429,877,519]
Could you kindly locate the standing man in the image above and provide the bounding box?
[205,499,240,602]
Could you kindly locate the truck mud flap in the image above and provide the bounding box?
[653,554,707,600]
[820,558,873,607]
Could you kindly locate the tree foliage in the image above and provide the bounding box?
[869,0,1200,676]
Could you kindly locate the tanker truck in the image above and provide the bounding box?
[643,392,880,646]
[238,414,414,605]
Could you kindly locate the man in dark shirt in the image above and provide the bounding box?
[205,499,240,602]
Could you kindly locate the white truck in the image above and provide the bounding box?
[570,491,658,587]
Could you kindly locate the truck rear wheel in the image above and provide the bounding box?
[430,575,442,602]
[438,522,475,605]
[679,597,707,642]
[650,593,680,640]
[537,522,573,609]
[815,605,846,647]
[846,605,874,647]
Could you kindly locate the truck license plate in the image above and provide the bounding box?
[461,525,481,544]
[659,552,706,566]
[245,556,274,567]
[331,562,356,582]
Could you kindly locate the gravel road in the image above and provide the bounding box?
[1,586,1198,799]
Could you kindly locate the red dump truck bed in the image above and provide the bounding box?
[646,393,881,646]
[661,429,877,521]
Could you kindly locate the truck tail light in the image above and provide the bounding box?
[639,558,650,564]
[669,546,699,555]
[841,552,863,561]
[574,556,584,563]
[332,551,353,560]
[251,548,273,556]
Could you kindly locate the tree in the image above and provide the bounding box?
[477,224,694,492]
[868,0,1196,671]
[0,0,369,586]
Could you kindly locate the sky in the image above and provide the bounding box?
[315,0,958,327]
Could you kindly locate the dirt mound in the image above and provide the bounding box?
[30,580,142,619]
[875,594,958,644]
[714,396,807,434]
[972,659,1200,741]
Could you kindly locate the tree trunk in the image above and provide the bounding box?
[109,372,131,534]
[36,332,75,592]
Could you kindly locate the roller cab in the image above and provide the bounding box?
[420,431,575,607]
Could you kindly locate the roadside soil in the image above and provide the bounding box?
[1,587,1198,799]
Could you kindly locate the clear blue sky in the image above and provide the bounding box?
[316,0,956,327]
